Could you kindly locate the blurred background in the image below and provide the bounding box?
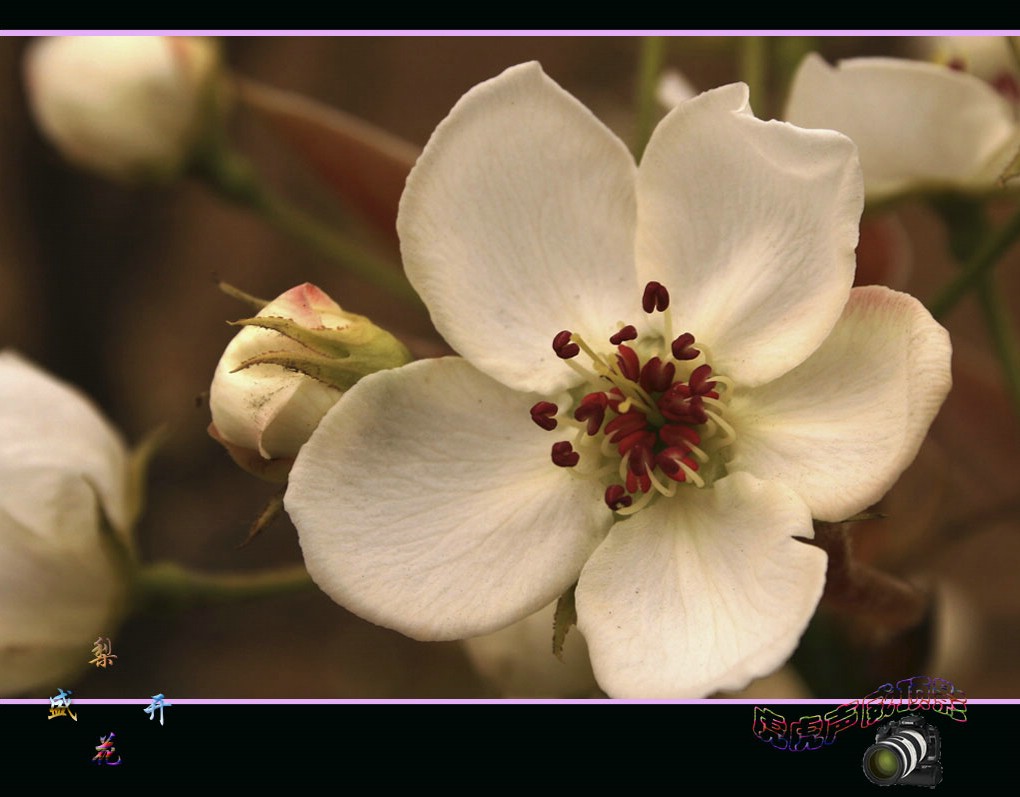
[1,35,1018,697]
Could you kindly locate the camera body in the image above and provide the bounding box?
[862,714,943,787]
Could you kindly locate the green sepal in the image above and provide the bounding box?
[999,143,1020,187]
[230,314,411,368]
[232,349,377,392]
[553,582,578,660]
[228,312,412,392]
[238,489,286,548]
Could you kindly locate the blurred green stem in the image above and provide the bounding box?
[740,37,768,116]
[929,198,1020,420]
[193,144,426,313]
[929,205,1020,318]
[633,36,665,162]
[134,561,313,613]
[976,273,1020,417]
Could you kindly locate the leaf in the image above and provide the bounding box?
[237,78,420,249]
[552,582,578,660]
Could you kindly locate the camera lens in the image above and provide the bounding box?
[862,729,926,785]
[865,747,901,781]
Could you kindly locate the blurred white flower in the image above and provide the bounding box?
[917,36,1020,99]
[210,282,410,471]
[0,351,133,695]
[655,68,698,108]
[785,54,1020,200]
[286,63,952,697]
[463,603,599,698]
[23,35,222,183]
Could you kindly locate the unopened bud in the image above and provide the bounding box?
[24,36,224,183]
[209,283,411,475]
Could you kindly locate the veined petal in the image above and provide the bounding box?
[576,472,826,698]
[286,357,612,641]
[0,350,130,536]
[637,83,862,387]
[728,286,952,522]
[785,54,1019,199]
[398,61,640,395]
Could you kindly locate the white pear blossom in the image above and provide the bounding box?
[23,36,221,183]
[0,351,133,695]
[785,54,1020,201]
[285,63,952,698]
[916,36,1020,93]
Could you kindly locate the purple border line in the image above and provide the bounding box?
[3,698,1017,705]
[4,30,1020,36]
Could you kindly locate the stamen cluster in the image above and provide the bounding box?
[530,282,735,513]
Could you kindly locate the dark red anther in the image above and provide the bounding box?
[609,325,638,345]
[626,442,654,475]
[639,357,676,394]
[529,401,558,431]
[625,468,652,494]
[655,448,699,482]
[605,485,632,511]
[615,429,656,458]
[605,411,648,444]
[616,345,640,382]
[624,443,654,494]
[552,330,580,359]
[642,281,670,313]
[551,441,580,468]
[947,57,966,72]
[671,332,700,361]
[574,392,609,436]
[659,385,707,425]
[688,364,717,396]
[659,424,701,449]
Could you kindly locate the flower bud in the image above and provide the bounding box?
[23,36,223,183]
[209,283,411,475]
[0,350,134,696]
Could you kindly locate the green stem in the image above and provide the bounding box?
[193,145,427,313]
[976,273,1020,418]
[133,561,314,613]
[929,197,1020,426]
[1006,35,1020,73]
[929,206,1020,319]
[633,36,666,162]
[740,37,768,117]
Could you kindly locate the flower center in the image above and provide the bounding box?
[530,282,737,515]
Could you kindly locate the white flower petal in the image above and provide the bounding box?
[637,82,862,387]
[0,467,124,694]
[0,350,130,535]
[398,61,640,395]
[785,54,1019,199]
[728,286,952,522]
[286,357,612,641]
[575,472,826,698]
